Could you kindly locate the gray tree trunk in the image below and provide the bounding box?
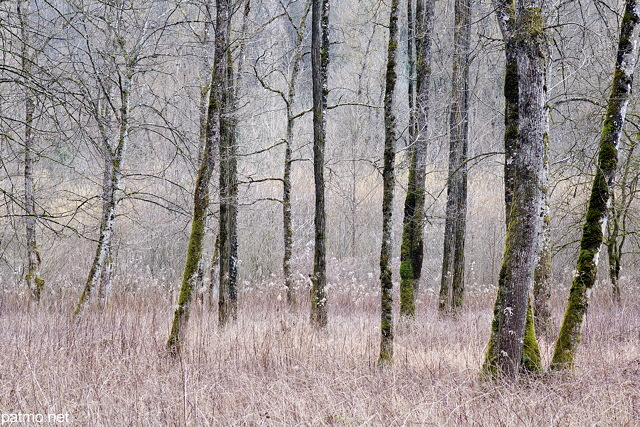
[379,0,399,366]
[439,0,471,314]
[283,1,311,306]
[552,0,640,368]
[310,0,330,328]
[483,0,546,377]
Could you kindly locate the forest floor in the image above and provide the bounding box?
[0,282,638,426]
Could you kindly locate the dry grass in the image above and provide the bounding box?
[0,284,639,426]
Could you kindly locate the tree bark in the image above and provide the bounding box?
[379,0,399,366]
[552,0,640,368]
[310,0,330,328]
[218,0,246,326]
[400,0,435,317]
[483,0,546,378]
[218,42,238,326]
[167,0,228,352]
[439,0,471,314]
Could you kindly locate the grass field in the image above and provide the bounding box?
[0,283,638,425]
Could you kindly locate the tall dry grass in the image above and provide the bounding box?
[0,283,639,426]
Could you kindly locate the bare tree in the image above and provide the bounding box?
[552,0,640,369]
[18,0,44,303]
[310,0,330,327]
[483,0,546,378]
[399,0,435,318]
[439,0,471,314]
[167,0,229,351]
[378,0,399,366]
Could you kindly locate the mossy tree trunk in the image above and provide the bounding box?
[496,0,543,368]
[167,0,228,352]
[400,0,435,318]
[483,0,546,378]
[379,0,399,366]
[552,0,639,370]
[19,0,44,304]
[310,0,330,328]
[439,0,471,314]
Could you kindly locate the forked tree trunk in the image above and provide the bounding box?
[74,70,131,317]
[552,0,640,369]
[483,0,546,378]
[399,0,435,318]
[439,0,471,314]
[167,0,228,352]
[501,34,543,368]
[310,0,330,328]
[378,0,399,366]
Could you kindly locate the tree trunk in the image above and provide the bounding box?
[74,70,131,317]
[439,0,471,314]
[483,0,546,378]
[218,0,245,326]
[19,0,44,304]
[310,0,330,328]
[533,66,552,337]
[283,0,311,306]
[218,52,238,326]
[605,138,637,305]
[606,192,623,304]
[167,0,227,352]
[552,1,640,368]
[379,0,399,366]
[400,0,435,317]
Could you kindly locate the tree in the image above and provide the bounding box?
[252,0,312,306]
[438,0,471,313]
[378,0,399,366]
[73,2,138,316]
[310,0,330,327]
[399,0,435,318]
[605,134,639,304]
[218,0,242,326]
[18,0,45,303]
[483,0,546,377]
[167,0,229,352]
[282,0,311,306]
[552,0,640,369]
